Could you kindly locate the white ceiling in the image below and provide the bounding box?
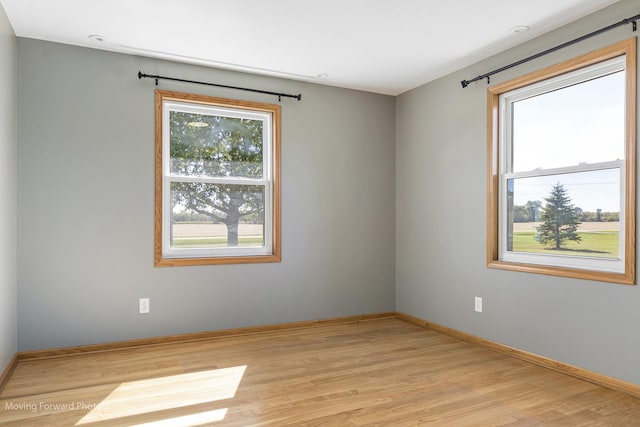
[0,0,620,95]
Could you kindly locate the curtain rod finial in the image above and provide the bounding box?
[461,80,469,88]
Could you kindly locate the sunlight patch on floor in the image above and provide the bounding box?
[76,365,246,424]
[129,408,228,426]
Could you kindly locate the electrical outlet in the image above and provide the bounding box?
[139,298,150,314]
[474,297,483,313]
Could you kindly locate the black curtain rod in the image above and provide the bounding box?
[461,12,640,88]
[138,71,302,101]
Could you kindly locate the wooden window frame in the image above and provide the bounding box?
[154,90,281,267]
[487,38,636,284]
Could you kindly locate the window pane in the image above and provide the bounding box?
[170,182,265,249]
[512,71,624,172]
[506,169,620,258]
[170,111,264,179]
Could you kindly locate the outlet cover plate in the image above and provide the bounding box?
[474,297,482,313]
[139,298,150,314]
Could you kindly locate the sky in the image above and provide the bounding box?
[510,69,624,212]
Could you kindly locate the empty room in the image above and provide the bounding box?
[2,0,640,425]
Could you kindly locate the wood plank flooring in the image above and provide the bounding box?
[2,318,640,426]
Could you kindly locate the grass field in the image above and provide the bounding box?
[172,236,264,248]
[170,223,264,248]
[512,222,619,258]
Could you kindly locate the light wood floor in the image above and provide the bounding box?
[2,318,640,426]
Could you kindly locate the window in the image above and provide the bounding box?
[487,38,636,284]
[155,90,281,266]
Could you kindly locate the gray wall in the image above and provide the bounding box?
[0,2,17,373]
[17,39,396,351]
[396,0,640,385]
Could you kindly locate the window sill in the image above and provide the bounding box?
[487,259,635,285]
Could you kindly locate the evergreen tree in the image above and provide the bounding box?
[536,183,581,249]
